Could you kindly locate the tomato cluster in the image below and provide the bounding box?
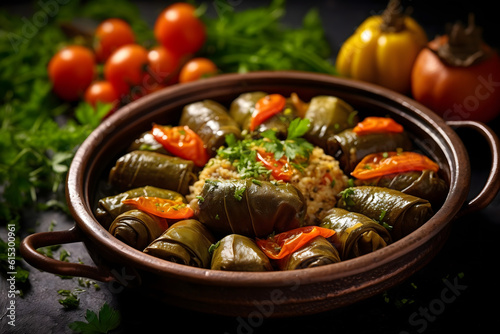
[48,3,217,113]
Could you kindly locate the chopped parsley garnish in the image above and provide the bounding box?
[234,186,246,201]
[217,118,313,179]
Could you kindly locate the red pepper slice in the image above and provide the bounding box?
[256,149,293,182]
[352,117,404,135]
[122,196,194,219]
[256,226,335,260]
[152,124,209,167]
[351,151,439,180]
[249,94,286,132]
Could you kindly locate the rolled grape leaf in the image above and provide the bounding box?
[95,186,186,229]
[108,150,196,195]
[194,179,307,238]
[303,96,359,149]
[354,170,448,209]
[108,209,169,250]
[229,91,268,127]
[143,219,216,268]
[327,129,413,174]
[127,131,169,155]
[336,186,433,240]
[210,234,273,271]
[277,236,341,270]
[180,100,241,156]
[319,207,392,260]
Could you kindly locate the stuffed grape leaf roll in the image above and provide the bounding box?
[336,186,433,240]
[354,170,448,209]
[327,129,413,174]
[303,96,359,149]
[108,150,196,195]
[108,209,169,250]
[194,179,307,238]
[277,236,341,270]
[143,219,215,268]
[210,234,273,271]
[229,91,268,127]
[95,186,186,229]
[319,207,392,260]
[180,100,241,156]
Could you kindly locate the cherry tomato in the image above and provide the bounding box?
[352,117,404,135]
[256,149,293,182]
[151,124,209,167]
[122,196,194,219]
[48,45,95,101]
[84,80,119,107]
[249,94,286,131]
[154,3,206,57]
[94,18,135,63]
[146,45,182,88]
[178,57,217,83]
[350,151,439,180]
[256,226,335,260]
[104,44,149,97]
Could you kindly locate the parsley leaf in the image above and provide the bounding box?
[68,303,121,334]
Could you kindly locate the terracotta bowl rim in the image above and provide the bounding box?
[66,70,469,287]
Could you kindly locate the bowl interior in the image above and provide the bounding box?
[68,71,469,285]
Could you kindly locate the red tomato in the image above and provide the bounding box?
[352,117,404,135]
[84,81,119,107]
[178,57,217,83]
[249,94,286,131]
[351,151,439,180]
[122,196,194,220]
[256,149,293,182]
[146,45,182,88]
[94,18,135,63]
[151,124,209,167]
[256,226,335,260]
[411,36,500,123]
[48,45,95,101]
[104,44,149,97]
[154,3,206,57]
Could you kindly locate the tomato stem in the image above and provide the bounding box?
[437,13,489,67]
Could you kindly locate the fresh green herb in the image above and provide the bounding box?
[379,209,387,222]
[340,188,356,208]
[208,241,221,255]
[234,186,246,201]
[58,288,85,310]
[219,118,313,180]
[68,302,121,334]
[202,0,337,75]
[251,179,262,186]
[196,195,205,203]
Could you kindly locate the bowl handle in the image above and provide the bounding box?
[20,225,115,282]
[447,120,500,218]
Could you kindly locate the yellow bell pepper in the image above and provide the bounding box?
[336,0,427,93]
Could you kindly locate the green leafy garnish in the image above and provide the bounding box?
[58,288,85,310]
[68,302,121,334]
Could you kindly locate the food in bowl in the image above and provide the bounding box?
[95,91,448,272]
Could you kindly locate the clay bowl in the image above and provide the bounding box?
[21,71,500,317]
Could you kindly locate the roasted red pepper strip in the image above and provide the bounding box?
[249,94,286,132]
[256,226,335,260]
[122,196,194,219]
[352,117,404,135]
[256,149,293,182]
[351,151,439,180]
[152,124,209,167]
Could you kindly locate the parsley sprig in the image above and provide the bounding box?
[218,118,313,179]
